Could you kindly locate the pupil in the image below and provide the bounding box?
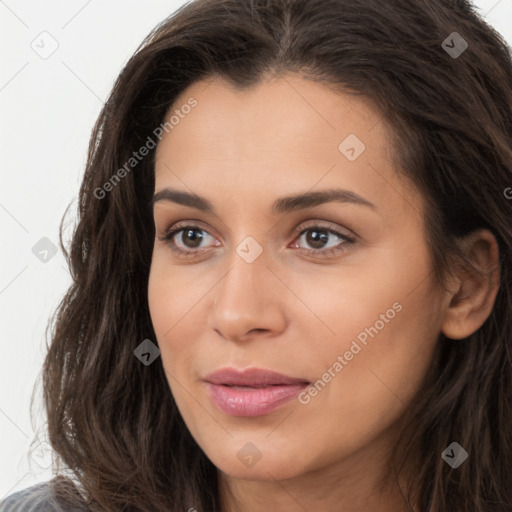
[183,229,203,248]
[307,230,328,249]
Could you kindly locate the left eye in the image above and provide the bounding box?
[293,227,353,252]
[160,223,355,258]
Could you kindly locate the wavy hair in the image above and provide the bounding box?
[35,0,512,510]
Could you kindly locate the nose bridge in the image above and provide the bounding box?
[208,236,284,339]
[216,238,268,308]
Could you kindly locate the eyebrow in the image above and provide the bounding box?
[152,187,376,214]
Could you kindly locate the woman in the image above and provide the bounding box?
[1,0,511,510]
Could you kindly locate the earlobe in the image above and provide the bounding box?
[441,229,500,340]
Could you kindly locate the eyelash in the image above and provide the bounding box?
[159,221,356,260]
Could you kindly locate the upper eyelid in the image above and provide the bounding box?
[162,221,355,246]
[162,219,350,234]
[162,220,218,240]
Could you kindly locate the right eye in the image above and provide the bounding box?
[160,224,221,258]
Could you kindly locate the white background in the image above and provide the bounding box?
[1,0,511,499]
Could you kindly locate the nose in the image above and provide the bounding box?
[206,247,287,342]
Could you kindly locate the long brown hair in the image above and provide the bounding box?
[35,0,512,510]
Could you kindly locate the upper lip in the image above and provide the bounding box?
[204,367,310,387]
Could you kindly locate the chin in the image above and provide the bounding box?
[204,441,312,482]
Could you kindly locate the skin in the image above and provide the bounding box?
[147,74,500,512]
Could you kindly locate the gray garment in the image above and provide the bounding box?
[0,481,88,512]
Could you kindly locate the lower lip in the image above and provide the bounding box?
[206,382,308,417]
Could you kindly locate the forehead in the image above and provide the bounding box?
[153,74,422,222]
[155,74,389,166]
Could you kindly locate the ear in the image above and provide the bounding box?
[441,229,500,340]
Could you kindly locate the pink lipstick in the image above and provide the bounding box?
[204,368,309,417]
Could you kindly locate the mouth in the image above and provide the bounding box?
[203,367,310,417]
[204,367,310,387]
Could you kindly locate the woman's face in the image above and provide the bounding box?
[148,74,446,482]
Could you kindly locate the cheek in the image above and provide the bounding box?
[148,263,170,342]
[148,261,182,364]
[148,253,196,336]
[293,247,441,420]
[147,257,209,379]
[281,285,441,476]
